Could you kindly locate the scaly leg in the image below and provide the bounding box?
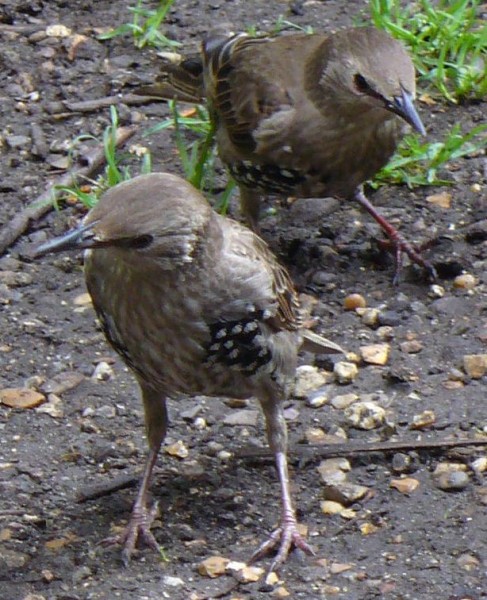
[353,187,437,284]
[102,385,168,565]
[252,397,314,572]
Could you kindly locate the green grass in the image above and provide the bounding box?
[98,0,179,50]
[145,101,236,212]
[372,123,487,188]
[56,106,152,209]
[370,0,487,103]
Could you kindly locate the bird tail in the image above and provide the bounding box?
[301,330,345,355]
[136,55,205,103]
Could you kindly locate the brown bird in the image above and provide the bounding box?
[139,27,435,283]
[35,173,344,571]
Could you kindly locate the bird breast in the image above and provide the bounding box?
[84,246,296,400]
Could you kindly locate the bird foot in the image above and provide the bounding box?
[376,236,438,285]
[249,521,315,573]
[100,501,161,566]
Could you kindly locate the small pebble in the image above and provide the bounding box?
[343,293,366,310]
[294,365,329,397]
[334,361,358,384]
[376,326,394,340]
[377,311,401,327]
[0,388,45,409]
[193,417,207,430]
[359,522,380,535]
[400,340,423,354]
[271,587,291,598]
[426,191,451,208]
[92,361,113,381]
[321,482,369,505]
[318,468,347,486]
[391,453,415,474]
[164,440,189,459]
[46,24,72,37]
[390,477,420,494]
[35,394,63,418]
[463,354,487,379]
[471,457,487,474]
[433,463,470,491]
[360,343,390,365]
[217,450,232,461]
[198,555,229,578]
[429,284,445,298]
[318,458,351,473]
[453,273,477,289]
[330,392,359,409]
[410,410,435,430]
[233,565,265,583]
[344,401,386,430]
[360,308,380,327]
[306,391,328,408]
[320,500,345,515]
[305,427,327,444]
[162,576,184,587]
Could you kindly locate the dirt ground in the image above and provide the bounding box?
[1,1,486,599]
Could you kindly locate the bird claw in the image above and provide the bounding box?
[250,523,315,572]
[375,236,438,285]
[100,501,161,565]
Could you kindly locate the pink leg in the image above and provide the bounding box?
[354,187,437,284]
[253,397,314,571]
[250,451,314,572]
[101,445,161,565]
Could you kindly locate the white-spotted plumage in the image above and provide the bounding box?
[36,172,344,572]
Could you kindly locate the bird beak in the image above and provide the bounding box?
[34,221,99,257]
[387,87,426,136]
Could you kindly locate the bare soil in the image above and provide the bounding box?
[0,1,486,599]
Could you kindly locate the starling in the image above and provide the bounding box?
[36,173,344,571]
[139,27,435,282]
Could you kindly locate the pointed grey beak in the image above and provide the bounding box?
[34,221,98,257]
[388,87,426,136]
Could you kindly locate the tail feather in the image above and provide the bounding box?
[301,330,345,355]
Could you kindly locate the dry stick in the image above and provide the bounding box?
[76,437,486,505]
[239,437,487,460]
[76,472,140,504]
[45,94,163,117]
[76,467,168,504]
[0,125,137,256]
[0,24,46,35]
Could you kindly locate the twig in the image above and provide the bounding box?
[0,509,28,517]
[45,94,166,117]
[76,471,140,503]
[0,24,46,35]
[238,437,487,460]
[0,125,137,256]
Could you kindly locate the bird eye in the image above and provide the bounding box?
[353,73,372,93]
[130,234,153,249]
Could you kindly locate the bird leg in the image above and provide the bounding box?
[101,386,167,565]
[101,444,162,566]
[252,399,314,572]
[353,187,437,284]
[239,185,262,231]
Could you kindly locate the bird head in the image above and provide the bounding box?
[315,27,425,135]
[35,173,212,268]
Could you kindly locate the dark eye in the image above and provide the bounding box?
[130,234,153,249]
[354,73,372,93]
